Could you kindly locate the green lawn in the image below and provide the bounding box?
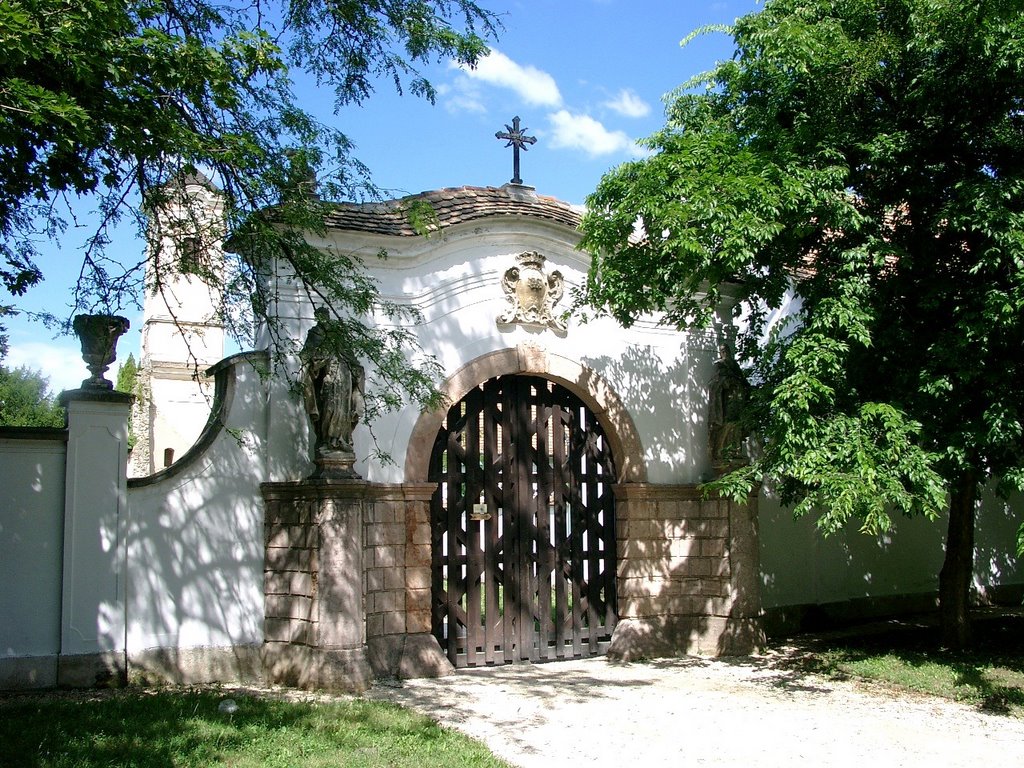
[801,612,1024,717]
[0,689,513,768]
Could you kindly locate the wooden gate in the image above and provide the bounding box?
[429,375,617,668]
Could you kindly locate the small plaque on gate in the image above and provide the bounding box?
[470,503,491,521]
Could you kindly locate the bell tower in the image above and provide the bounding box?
[131,172,225,477]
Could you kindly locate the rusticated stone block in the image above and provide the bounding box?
[265,617,310,645]
[405,609,432,634]
[384,566,406,591]
[265,546,311,573]
[406,566,431,591]
[383,611,406,636]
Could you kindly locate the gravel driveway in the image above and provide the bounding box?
[366,649,1024,768]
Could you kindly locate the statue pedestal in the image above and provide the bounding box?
[262,480,372,692]
[261,479,452,692]
[311,451,359,479]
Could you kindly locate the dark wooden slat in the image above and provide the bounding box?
[464,386,483,666]
[585,409,602,654]
[552,401,569,658]
[514,376,534,662]
[483,380,501,665]
[535,382,554,660]
[567,402,584,659]
[500,378,517,660]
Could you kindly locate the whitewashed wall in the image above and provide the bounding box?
[125,353,268,681]
[0,432,65,682]
[760,487,1024,615]
[264,213,722,485]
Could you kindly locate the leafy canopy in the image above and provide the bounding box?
[0,0,496,414]
[579,0,1024,539]
[0,363,65,427]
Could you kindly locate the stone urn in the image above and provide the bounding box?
[72,314,130,390]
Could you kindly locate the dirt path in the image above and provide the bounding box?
[366,651,1024,767]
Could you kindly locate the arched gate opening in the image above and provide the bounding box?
[428,374,617,668]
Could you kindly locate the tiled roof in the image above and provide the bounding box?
[323,185,582,235]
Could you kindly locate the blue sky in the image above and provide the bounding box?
[6,0,762,393]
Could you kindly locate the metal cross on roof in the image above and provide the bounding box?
[495,116,537,185]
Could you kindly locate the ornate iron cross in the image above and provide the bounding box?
[495,116,537,185]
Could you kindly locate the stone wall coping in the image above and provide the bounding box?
[0,426,68,442]
[129,350,268,489]
[613,483,758,502]
[59,388,134,406]
[261,480,435,503]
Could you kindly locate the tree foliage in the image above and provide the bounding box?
[115,352,138,395]
[115,352,139,448]
[578,0,1024,646]
[0,0,496,412]
[0,363,65,427]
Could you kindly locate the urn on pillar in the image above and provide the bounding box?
[72,314,130,390]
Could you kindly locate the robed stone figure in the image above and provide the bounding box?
[708,343,750,473]
[301,306,365,478]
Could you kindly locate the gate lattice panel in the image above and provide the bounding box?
[429,375,617,668]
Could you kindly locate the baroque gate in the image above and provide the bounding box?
[429,374,617,668]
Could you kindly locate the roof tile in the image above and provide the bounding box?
[323,185,581,235]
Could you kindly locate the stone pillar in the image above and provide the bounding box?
[608,483,764,659]
[261,480,451,690]
[58,389,133,686]
[261,480,372,692]
[364,484,451,680]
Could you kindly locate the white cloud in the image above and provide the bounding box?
[603,88,651,118]
[547,110,641,157]
[437,81,487,114]
[455,49,562,107]
[6,340,90,395]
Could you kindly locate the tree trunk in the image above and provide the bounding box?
[938,475,978,649]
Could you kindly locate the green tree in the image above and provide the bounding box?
[115,353,138,395]
[1,0,496,416]
[0,364,65,427]
[578,0,1024,648]
[115,352,139,448]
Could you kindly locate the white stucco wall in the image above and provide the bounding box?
[760,487,1024,611]
[0,434,65,659]
[126,354,268,655]
[263,214,722,485]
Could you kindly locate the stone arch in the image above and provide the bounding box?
[404,343,647,484]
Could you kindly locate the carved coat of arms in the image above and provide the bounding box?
[497,251,566,333]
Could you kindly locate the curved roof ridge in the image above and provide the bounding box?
[323,184,582,236]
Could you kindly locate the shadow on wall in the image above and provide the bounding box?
[974,486,1023,604]
[584,335,716,482]
[122,352,271,685]
[605,488,764,660]
[758,482,1024,634]
[0,429,66,665]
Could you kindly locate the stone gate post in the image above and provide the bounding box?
[609,484,765,659]
[57,388,133,686]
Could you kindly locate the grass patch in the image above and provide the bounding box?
[804,613,1024,717]
[0,689,513,768]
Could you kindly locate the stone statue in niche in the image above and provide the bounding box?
[301,306,365,478]
[497,250,566,333]
[708,342,750,473]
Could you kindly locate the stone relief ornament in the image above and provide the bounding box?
[497,251,566,333]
